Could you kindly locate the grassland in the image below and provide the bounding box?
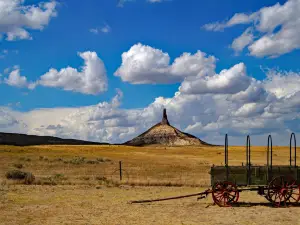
[1,144,300,224]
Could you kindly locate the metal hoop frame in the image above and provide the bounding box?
[290,133,297,167]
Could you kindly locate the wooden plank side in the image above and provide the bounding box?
[211,166,248,186]
[267,166,298,182]
[211,165,300,186]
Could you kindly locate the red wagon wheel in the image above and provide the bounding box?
[212,181,239,207]
[267,175,300,207]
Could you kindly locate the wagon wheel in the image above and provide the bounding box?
[278,176,300,205]
[212,181,239,207]
[267,176,300,207]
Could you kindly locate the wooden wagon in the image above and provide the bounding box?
[130,133,299,207]
[210,133,299,207]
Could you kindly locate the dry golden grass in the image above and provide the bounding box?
[0,144,299,186]
[1,144,300,224]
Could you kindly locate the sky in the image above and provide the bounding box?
[0,0,300,146]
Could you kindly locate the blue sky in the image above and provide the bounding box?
[0,0,300,145]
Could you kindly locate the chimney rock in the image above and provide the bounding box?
[161,108,170,125]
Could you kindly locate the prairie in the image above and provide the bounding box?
[0,144,300,224]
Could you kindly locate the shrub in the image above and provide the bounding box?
[6,170,27,180]
[96,176,108,182]
[69,157,85,165]
[36,177,57,185]
[39,156,49,161]
[53,174,65,179]
[86,160,99,164]
[13,163,23,169]
[19,157,31,162]
[96,158,111,162]
[24,172,35,184]
[5,170,35,184]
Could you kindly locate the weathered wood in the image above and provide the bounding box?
[211,165,299,186]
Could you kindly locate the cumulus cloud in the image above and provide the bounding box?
[1,46,300,145]
[180,63,251,94]
[3,51,108,95]
[2,66,299,145]
[0,0,57,41]
[264,69,300,98]
[37,51,108,95]
[231,28,254,54]
[203,0,300,57]
[4,68,35,89]
[114,43,216,84]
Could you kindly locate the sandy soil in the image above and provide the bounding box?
[1,185,300,225]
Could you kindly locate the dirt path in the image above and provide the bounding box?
[1,185,300,225]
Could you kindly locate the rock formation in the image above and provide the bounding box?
[124,109,212,146]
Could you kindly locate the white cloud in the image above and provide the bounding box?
[3,51,108,95]
[37,51,108,95]
[202,13,255,31]
[1,46,300,145]
[0,49,19,59]
[203,0,300,57]
[89,28,99,34]
[101,24,111,33]
[2,66,299,145]
[89,24,111,34]
[229,80,270,103]
[233,102,267,117]
[231,28,254,54]
[4,68,35,89]
[179,63,251,94]
[117,0,135,7]
[264,69,300,98]
[0,0,57,41]
[114,43,216,84]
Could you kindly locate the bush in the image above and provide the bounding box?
[39,156,49,161]
[69,157,85,165]
[96,176,108,182]
[24,172,35,184]
[86,160,99,164]
[5,170,35,184]
[6,170,27,180]
[13,163,23,169]
[53,174,65,179]
[96,158,111,162]
[19,157,31,162]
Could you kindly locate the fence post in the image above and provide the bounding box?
[119,161,122,181]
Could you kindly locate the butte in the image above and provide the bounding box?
[124,109,212,146]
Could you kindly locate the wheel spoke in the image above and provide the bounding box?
[212,181,238,207]
[290,195,297,201]
[280,176,284,187]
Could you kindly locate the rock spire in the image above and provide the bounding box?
[161,108,170,125]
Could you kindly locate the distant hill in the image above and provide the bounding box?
[0,132,109,146]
